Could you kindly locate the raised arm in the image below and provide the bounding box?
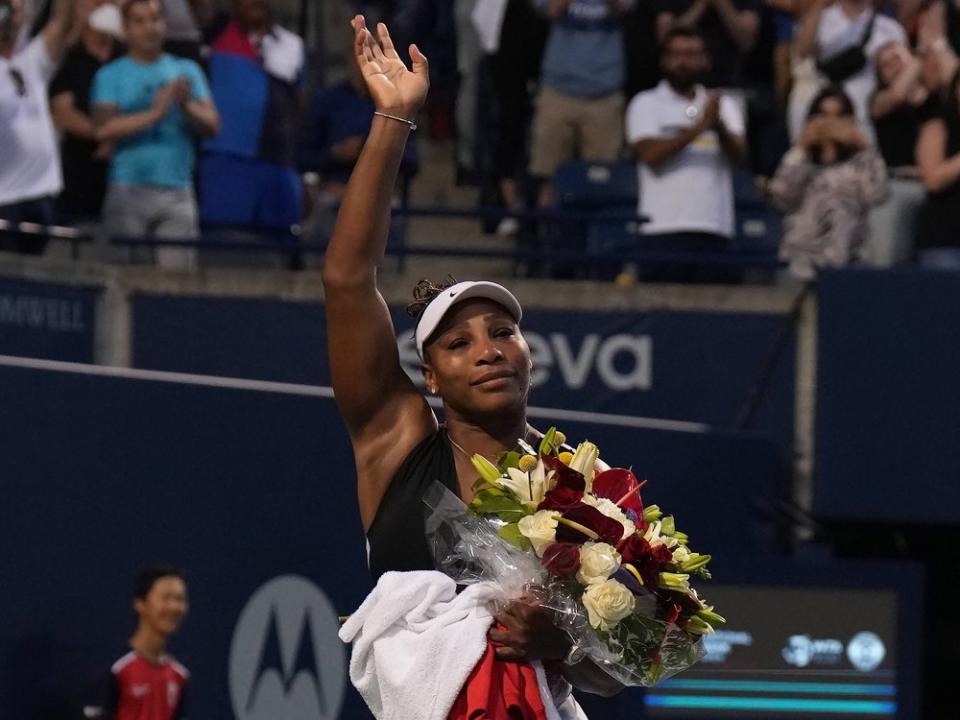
[793,0,829,60]
[323,18,435,525]
[710,0,760,53]
[41,0,80,64]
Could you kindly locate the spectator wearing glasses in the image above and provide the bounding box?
[0,0,81,255]
[92,0,220,270]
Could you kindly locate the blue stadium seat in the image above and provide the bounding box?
[553,161,638,210]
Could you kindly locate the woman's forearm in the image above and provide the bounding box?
[322,117,411,288]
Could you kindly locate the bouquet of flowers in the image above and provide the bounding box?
[425,428,724,686]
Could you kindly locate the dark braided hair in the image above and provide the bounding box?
[406,276,458,326]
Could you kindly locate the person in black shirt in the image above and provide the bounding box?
[917,67,960,268]
[866,40,936,266]
[49,0,118,223]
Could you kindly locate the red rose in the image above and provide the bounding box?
[556,505,624,545]
[537,487,583,512]
[618,534,651,564]
[541,543,581,577]
[541,454,586,492]
[618,535,673,591]
[592,468,645,514]
[651,542,673,564]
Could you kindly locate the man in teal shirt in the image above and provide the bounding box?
[93,0,219,270]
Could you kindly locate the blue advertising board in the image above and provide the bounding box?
[133,296,795,445]
[0,278,98,362]
[814,268,960,524]
[0,362,787,720]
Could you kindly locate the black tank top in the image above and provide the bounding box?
[366,428,460,580]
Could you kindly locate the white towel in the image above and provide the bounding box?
[339,570,588,720]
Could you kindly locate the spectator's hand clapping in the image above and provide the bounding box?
[698,93,722,131]
[351,15,428,121]
[152,82,179,118]
[172,77,191,106]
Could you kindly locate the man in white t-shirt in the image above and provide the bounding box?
[0,0,80,255]
[625,26,745,283]
[793,0,906,135]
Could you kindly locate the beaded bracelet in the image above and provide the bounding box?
[373,111,418,131]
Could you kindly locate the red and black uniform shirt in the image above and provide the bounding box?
[106,651,189,720]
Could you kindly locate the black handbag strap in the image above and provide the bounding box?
[858,12,877,51]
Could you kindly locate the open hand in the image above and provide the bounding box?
[488,600,570,662]
[351,15,428,120]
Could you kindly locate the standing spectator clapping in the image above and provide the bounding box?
[626,27,746,282]
[92,0,219,271]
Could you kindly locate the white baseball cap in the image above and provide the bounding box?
[414,281,522,360]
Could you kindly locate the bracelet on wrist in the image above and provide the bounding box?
[373,111,417,131]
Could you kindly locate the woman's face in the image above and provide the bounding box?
[422,299,532,419]
[876,44,906,87]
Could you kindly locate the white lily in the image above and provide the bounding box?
[569,441,599,491]
[643,520,662,543]
[502,463,549,506]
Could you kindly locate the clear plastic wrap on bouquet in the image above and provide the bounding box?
[424,482,705,687]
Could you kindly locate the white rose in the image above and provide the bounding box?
[583,495,636,540]
[518,510,560,556]
[582,579,636,631]
[576,541,622,585]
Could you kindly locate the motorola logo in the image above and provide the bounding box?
[847,631,886,672]
[230,575,345,720]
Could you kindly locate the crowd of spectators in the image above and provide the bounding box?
[2,0,960,282]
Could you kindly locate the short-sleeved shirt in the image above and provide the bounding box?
[0,36,63,206]
[535,0,636,98]
[49,44,111,218]
[656,0,761,88]
[626,80,743,237]
[108,651,189,720]
[815,5,906,129]
[92,54,211,188]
